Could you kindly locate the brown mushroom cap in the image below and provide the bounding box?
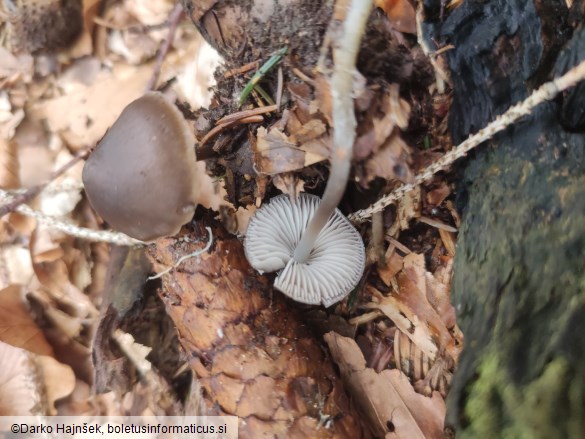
[244,194,365,306]
[82,92,199,241]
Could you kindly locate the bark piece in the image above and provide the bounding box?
[147,222,364,438]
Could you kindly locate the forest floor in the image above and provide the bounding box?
[0,0,464,437]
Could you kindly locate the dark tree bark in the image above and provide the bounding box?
[426,1,585,437]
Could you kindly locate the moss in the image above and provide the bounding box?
[464,353,585,439]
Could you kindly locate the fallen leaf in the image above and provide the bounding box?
[253,126,327,175]
[36,354,76,415]
[0,340,75,416]
[0,341,43,416]
[355,85,411,161]
[30,63,154,149]
[0,285,54,356]
[365,132,413,184]
[375,0,417,34]
[367,253,460,363]
[426,182,451,206]
[325,332,445,438]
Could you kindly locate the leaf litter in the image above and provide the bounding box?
[0,0,464,436]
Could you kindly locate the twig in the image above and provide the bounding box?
[6,181,84,196]
[145,3,184,92]
[291,67,315,85]
[276,66,284,110]
[223,61,260,78]
[199,114,266,146]
[0,148,91,219]
[349,58,585,223]
[0,198,143,246]
[216,104,278,125]
[148,227,213,280]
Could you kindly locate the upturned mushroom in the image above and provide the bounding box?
[244,0,372,306]
[244,194,365,307]
[82,92,199,241]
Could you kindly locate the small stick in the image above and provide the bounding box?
[0,200,142,246]
[418,216,458,232]
[349,58,585,223]
[276,66,284,109]
[216,104,278,125]
[223,61,260,78]
[0,147,91,219]
[291,67,315,85]
[199,114,265,146]
[145,3,184,92]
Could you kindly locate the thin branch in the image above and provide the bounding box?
[145,2,184,92]
[0,193,142,246]
[349,58,585,223]
[0,147,91,219]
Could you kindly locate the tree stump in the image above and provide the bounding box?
[426,1,585,436]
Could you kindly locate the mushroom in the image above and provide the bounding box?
[244,194,365,307]
[82,92,199,241]
[243,0,372,306]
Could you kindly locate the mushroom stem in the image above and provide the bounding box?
[293,0,373,263]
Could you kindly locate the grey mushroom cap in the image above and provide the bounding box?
[244,194,365,307]
[82,92,199,241]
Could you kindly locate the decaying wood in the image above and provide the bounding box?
[147,221,365,438]
[426,1,585,437]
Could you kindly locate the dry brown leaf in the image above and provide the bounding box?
[310,74,333,125]
[367,253,459,363]
[0,101,25,140]
[12,117,53,188]
[375,0,417,34]
[0,340,75,416]
[30,63,154,149]
[0,285,54,356]
[0,246,34,289]
[397,185,421,230]
[0,341,43,416]
[30,229,98,319]
[355,85,410,161]
[378,251,404,286]
[253,126,327,175]
[325,332,445,439]
[364,132,413,184]
[272,173,305,200]
[426,182,451,206]
[36,354,76,415]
